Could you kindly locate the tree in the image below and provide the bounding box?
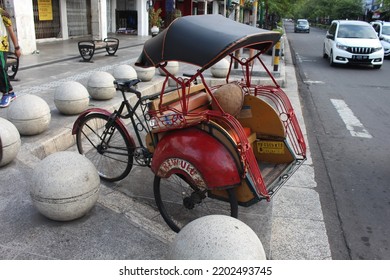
[262,0,291,28]
[286,0,364,23]
[331,0,364,20]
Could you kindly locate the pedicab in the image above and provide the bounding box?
[73,14,306,232]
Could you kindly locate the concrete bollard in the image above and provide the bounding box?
[54,81,90,115]
[113,64,138,80]
[7,94,51,136]
[210,58,230,78]
[158,61,179,76]
[168,215,267,260]
[87,71,116,100]
[0,117,21,167]
[30,151,100,221]
[134,65,155,82]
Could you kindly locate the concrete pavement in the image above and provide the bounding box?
[0,31,331,260]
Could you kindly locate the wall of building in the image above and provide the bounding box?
[9,0,37,54]
[66,0,90,37]
[6,0,226,55]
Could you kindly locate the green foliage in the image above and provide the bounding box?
[244,0,253,10]
[268,0,365,22]
[149,8,162,28]
[256,0,369,29]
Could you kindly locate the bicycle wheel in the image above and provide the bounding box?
[75,113,134,182]
[154,173,238,232]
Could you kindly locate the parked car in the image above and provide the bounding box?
[371,21,390,58]
[323,20,384,69]
[294,19,310,33]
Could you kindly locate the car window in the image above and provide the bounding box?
[328,23,337,36]
[337,25,377,39]
[382,26,390,35]
[297,20,308,26]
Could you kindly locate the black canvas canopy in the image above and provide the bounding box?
[136,14,281,71]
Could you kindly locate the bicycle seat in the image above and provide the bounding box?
[114,79,141,91]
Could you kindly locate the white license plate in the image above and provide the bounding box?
[352,55,368,60]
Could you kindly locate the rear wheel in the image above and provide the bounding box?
[75,113,134,181]
[154,174,238,232]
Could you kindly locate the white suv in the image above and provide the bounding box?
[323,20,384,69]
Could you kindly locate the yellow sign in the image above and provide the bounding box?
[257,141,285,154]
[38,0,53,21]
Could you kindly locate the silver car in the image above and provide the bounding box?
[294,19,310,33]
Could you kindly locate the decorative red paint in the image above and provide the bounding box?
[151,127,241,189]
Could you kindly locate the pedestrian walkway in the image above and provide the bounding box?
[20,34,150,70]
[0,31,331,260]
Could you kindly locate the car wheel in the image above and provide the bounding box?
[373,65,382,69]
[329,50,335,66]
[323,45,328,59]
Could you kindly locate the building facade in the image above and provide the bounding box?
[3,0,252,54]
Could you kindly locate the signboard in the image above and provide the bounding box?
[38,0,53,21]
[257,141,285,154]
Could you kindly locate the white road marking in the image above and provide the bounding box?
[304,80,325,84]
[295,53,317,63]
[331,99,372,138]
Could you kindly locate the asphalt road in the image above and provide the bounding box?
[285,21,390,259]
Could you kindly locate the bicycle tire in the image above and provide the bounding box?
[75,113,134,182]
[154,173,238,232]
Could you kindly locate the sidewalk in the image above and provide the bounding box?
[20,34,150,70]
[0,32,331,260]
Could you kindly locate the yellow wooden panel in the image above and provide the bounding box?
[237,95,285,138]
[209,180,256,205]
[254,139,294,163]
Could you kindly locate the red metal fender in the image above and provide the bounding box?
[151,127,242,190]
[71,108,135,147]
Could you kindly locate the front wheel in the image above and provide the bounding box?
[75,113,134,181]
[322,45,328,59]
[329,50,335,67]
[154,174,238,232]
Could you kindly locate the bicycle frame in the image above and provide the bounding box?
[72,82,160,167]
[113,88,154,151]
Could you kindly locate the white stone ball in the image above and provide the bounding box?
[54,81,90,115]
[30,151,100,221]
[158,61,180,76]
[168,215,266,260]
[134,65,155,82]
[0,117,21,167]
[7,94,51,136]
[87,71,116,100]
[113,64,138,80]
[211,58,230,78]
